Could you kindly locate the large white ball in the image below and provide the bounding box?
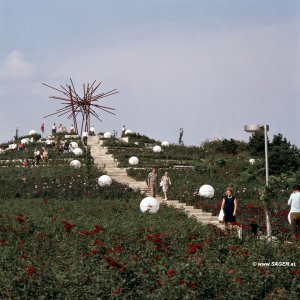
[153,145,162,153]
[140,197,160,213]
[161,141,169,147]
[29,130,37,135]
[104,132,112,139]
[199,184,215,198]
[249,158,255,165]
[129,156,139,166]
[72,148,83,156]
[70,141,78,149]
[70,160,81,169]
[125,129,132,135]
[21,138,30,144]
[98,175,112,187]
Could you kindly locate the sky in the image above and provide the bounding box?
[0,0,299,146]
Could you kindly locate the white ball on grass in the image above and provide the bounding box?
[199,184,215,198]
[72,148,83,156]
[70,160,81,169]
[29,130,37,135]
[153,145,162,153]
[104,132,112,139]
[129,156,139,166]
[70,141,78,149]
[98,175,112,187]
[140,197,160,213]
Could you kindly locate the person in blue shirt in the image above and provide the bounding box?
[288,185,300,240]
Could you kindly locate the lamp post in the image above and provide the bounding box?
[244,124,272,241]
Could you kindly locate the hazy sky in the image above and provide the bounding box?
[1,0,299,146]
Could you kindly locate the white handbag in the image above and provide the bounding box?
[218,209,224,221]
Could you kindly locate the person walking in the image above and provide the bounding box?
[89,125,95,136]
[160,171,171,201]
[288,185,300,240]
[147,168,158,198]
[121,125,126,138]
[40,123,45,136]
[220,187,237,226]
[82,131,88,146]
[51,123,56,135]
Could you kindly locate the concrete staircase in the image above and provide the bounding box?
[88,136,222,228]
[88,136,151,196]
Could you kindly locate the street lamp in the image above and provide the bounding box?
[244,124,272,241]
[244,124,269,186]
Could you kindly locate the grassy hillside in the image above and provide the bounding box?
[0,132,299,299]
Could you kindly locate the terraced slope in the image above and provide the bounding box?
[88,136,222,228]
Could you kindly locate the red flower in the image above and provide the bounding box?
[61,220,76,232]
[16,214,25,223]
[78,225,105,236]
[167,269,176,278]
[187,242,203,254]
[188,282,196,289]
[94,239,105,246]
[145,234,151,240]
[290,269,300,275]
[91,249,99,255]
[228,245,240,252]
[104,256,124,272]
[105,246,124,254]
[236,277,244,285]
[25,266,37,277]
[93,225,105,232]
[112,289,124,295]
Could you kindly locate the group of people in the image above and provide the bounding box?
[147,168,171,201]
[22,147,48,167]
[46,123,96,136]
[218,186,300,239]
[145,173,300,239]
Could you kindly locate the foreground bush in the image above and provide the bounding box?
[0,198,299,299]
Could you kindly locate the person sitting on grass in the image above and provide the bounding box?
[22,158,30,167]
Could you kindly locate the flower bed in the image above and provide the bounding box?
[0,198,299,299]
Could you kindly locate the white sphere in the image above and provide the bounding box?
[72,148,83,156]
[249,158,255,165]
[98,175,112,187]
[125,129,132,135]
[129,156,139,166]
[70,160,81,169]
[21,138,30,144]
[161,141,169,147]
[153,145,162,153]
[140,197,160,213]
[29,130,37,135]
[104,132,112,139]
[70,141,78,149]
[199,184,215,198]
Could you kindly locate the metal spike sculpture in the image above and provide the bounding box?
[43,78,117,135]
